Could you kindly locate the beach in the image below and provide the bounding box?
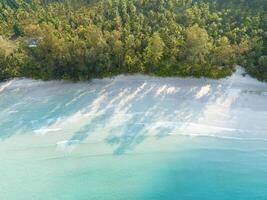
[1,68,267,199]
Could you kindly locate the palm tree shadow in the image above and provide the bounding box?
[0,76,239,155]
[0,79,115,139]
[103,77,238,155]
[67,107,115,144]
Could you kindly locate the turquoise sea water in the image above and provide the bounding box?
[1,70,267,200]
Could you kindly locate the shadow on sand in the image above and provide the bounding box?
[0,74,246,155]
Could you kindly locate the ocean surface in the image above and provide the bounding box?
[1,68,267,200]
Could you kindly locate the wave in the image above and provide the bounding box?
[167,132,267,142]
[34,128,61,135]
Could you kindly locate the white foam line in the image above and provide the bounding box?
[168,132,267,142]
[34,128,61,135]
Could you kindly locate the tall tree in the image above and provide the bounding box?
[144,32,165,71]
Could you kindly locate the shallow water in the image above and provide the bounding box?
[1,69,267,200]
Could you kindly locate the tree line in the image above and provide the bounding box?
[0,0,266,81]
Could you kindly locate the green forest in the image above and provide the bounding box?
[0,0,267,81]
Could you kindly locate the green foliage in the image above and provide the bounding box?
[183,25,212,65]
[0,48,7,81]
[144,32,165,72]
[0,0,266,81]
[13,23,24,37]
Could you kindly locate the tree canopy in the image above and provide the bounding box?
[0,0,266,81]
